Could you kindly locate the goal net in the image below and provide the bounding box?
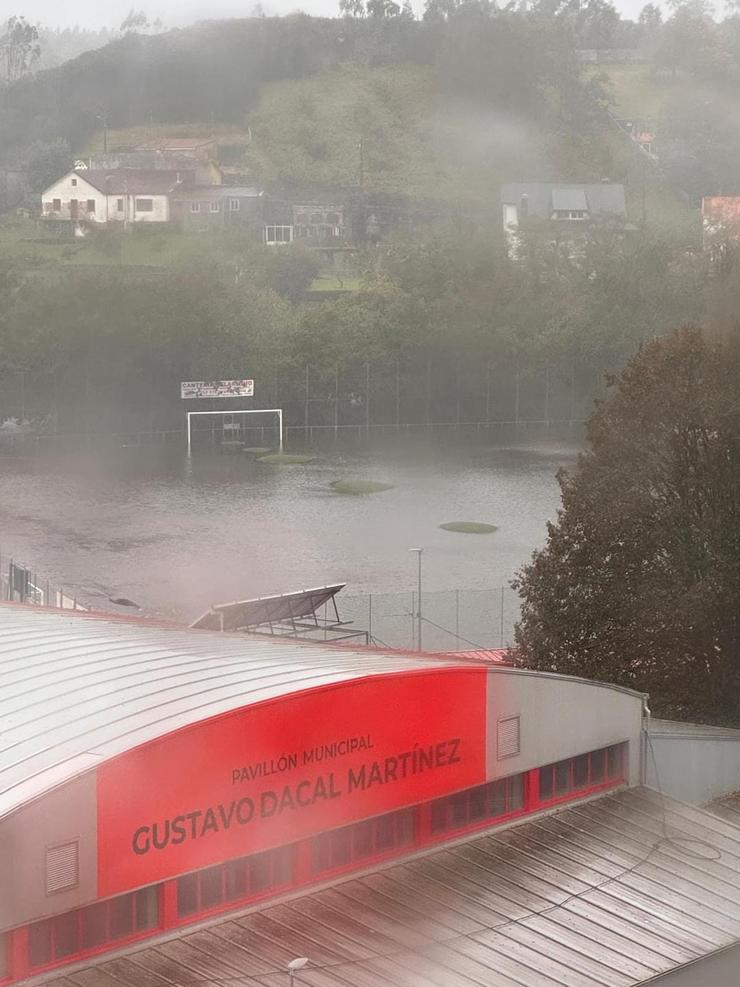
[186,409,284,454]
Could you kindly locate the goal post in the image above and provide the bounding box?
[186,409,283,456]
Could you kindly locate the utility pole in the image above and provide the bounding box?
[96,111,109,154]
[409,548,423,651]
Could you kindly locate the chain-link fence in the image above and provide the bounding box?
[0,356,608,441]
[0,551,82,610]
[338,587,519,653]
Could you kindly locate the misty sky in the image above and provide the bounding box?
[19,0,660,30]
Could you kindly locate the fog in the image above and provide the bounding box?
[19,0,662,28]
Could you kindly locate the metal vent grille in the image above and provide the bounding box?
[46,841,79,895]
[497,715,521,759]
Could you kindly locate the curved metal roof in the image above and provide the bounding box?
[0,605,459,821]
[41,787,740,987]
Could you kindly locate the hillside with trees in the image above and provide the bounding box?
[0,1,738,436]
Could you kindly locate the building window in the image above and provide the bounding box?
[135,198,154,213]
[554,209,587,220]
[265,225,293,244]
[539,743,625,804]
[497,715,521,759]
[116,198,124,212]
[71,179,77,187]
[52,199,61,212]
[86,200,96,214]
[312,808,414,875]
[229,198,240,212]
[28,886,160,969]
[46,841,79,895]
[210,202,220,213]
[190,201,201,213]
[176,845,295,918]
[430,772,526,836]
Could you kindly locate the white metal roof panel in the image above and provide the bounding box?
[37,787,740,987]
[0,605,458,820]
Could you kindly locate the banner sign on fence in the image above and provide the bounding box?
[181,379,254,400]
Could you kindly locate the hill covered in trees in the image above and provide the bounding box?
[0,9,603,182]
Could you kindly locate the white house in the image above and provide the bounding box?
[41,169,195,227]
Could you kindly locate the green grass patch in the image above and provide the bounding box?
[440,521,498,534]
[257,452,316,465]
[329,479,394,495]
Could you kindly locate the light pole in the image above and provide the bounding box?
[409,548,423,651]
[287,957,309,987]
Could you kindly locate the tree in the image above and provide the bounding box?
[120,9,150,35]
[339,0,367,16]
[23,139,72,192]
[0,16,41,83]
[514,328,740,722]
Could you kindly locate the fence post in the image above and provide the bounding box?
[570,362,576,425]
[304,365,310,429]
[486,361,492,424]
[334,366,339,441]
[456,363,461,432]
[365,362,370,435]
[426,357,432,428]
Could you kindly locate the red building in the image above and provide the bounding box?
[0,605,644,984]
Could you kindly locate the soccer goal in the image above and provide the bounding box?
[186,409,283,455]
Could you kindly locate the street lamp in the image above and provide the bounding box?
[287,957,309,987]
[409,548,423,651]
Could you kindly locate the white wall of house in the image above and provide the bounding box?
[42,172,170,224]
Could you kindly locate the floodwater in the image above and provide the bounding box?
[0,439,577,643]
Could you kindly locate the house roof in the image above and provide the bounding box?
[135,138,216,151]
[501,183,627,219]
[171,185,263,200]
[77,169,195,194]
[702,196,740,225]
[42,786,740,987]
[551,187,588,211]
[0,604,462,822]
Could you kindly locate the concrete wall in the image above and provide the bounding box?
[647,721,740,805]
[0,773,97,931]
[485,668,645,785]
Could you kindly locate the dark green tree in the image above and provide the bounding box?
[514,328,740,722]
[23,138,72,191]
[0,16,41,83]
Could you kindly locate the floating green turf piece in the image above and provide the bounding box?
[257,453,316,465]
[330,479,395,495]
[439,521,498,534]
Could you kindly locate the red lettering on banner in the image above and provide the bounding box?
[96,668,486,897]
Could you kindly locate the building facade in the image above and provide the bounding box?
[0,606,646,984]
[171,186,264,232]
[40,170,193,228]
